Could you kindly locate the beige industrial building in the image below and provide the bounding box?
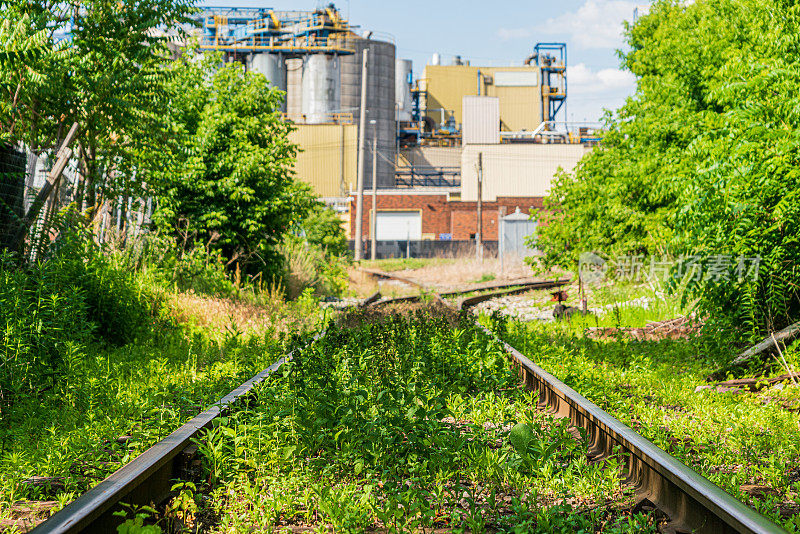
[288,124,357,199]
[460,144,589,201]
[420,65,543,133]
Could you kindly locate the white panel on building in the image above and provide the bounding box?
[493,71,539,87]
[462,96,500,145]
[376,211,422,240]
[460,144,591,201]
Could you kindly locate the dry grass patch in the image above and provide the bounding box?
[169,291,294,337]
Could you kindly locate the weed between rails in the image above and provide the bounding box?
[170,309,665,533]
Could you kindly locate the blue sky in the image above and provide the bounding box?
[200,0,645,123]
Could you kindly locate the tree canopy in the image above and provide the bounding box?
[536,0,800,335]
[149,55,315,277]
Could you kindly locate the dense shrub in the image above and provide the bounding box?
[0,230,158,410]
[280,238,348,300]
[117,233,237,298]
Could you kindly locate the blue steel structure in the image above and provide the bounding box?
[195,5,355,55]
[532,42,567,124]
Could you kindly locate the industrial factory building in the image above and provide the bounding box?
[193,6,600,258]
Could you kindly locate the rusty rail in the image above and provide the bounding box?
[31,331,326,534]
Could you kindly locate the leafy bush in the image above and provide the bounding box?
[279,237,348,299]
[296,204,349,258]
[0,229,158,411]
[116,233,237,298]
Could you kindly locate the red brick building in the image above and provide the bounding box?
[349,190,543,241]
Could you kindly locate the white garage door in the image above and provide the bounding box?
[376,211,422,241]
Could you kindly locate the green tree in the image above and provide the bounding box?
[0,0,195,217]
[298,204,349,257]
[536,0,800,334]
[151,56,315,278]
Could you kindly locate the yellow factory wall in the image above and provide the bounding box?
[421,65,542,132]
[460,144,591,201]
[289,124,357,198]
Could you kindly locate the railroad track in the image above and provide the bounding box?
[30,271,786,533]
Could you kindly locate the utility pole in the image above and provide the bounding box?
[476,152,483,260]
[354,48,369,261]
[370,119,378,261]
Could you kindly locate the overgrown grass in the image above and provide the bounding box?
[494,283,800,531]
[173,310,665,533]
[360,257,457,272]
[0,231,333,526]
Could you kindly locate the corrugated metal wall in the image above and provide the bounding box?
[460,144,590,201]
[289,124,357,198]
[421,65,542,131]
[397,146,462,168]
[462,96,500,144]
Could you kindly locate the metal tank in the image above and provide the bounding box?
[395,59,413,122]
[285,58,303,122]
[301,54,341,124]
[341,36,396,189]
[249,53,287,111]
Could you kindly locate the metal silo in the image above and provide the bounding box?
[395,59,413,122]
[341,36,396,189]
[249,53,287,111]
[286,58,303,122]
[301,54,341,124]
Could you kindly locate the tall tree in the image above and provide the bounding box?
[149,55,315,278]
[536,0,800,334]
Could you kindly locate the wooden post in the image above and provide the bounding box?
[499,205,507,275]
[476,152,483,260]
[370,120,378,261]
[11,122,79,251]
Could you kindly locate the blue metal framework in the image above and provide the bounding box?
[532,42,567,123]
[195,5,355,54]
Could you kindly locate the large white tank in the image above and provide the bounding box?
[250,53,287,111]
[301,54,341,124]
[285,58,303,121]
[395,59,413,122]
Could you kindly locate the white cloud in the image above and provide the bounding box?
[541,0,638,49]
[497,0,639,49]
[565,63,636,121]
[569,63,635,92]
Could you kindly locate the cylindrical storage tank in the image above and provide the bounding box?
[341,37,396,189]
[286,58,303,122]
[301,54,341,124]
[250,53,287,111]
[395,59,413,122]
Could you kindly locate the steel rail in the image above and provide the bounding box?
[31,331,326,534]
[358,267,570,307]
[478,326,785,534]
[365,268,785,534]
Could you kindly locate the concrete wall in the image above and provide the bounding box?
[397,146,462,168]
[289,124,357,198]
[461,144,590,201]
